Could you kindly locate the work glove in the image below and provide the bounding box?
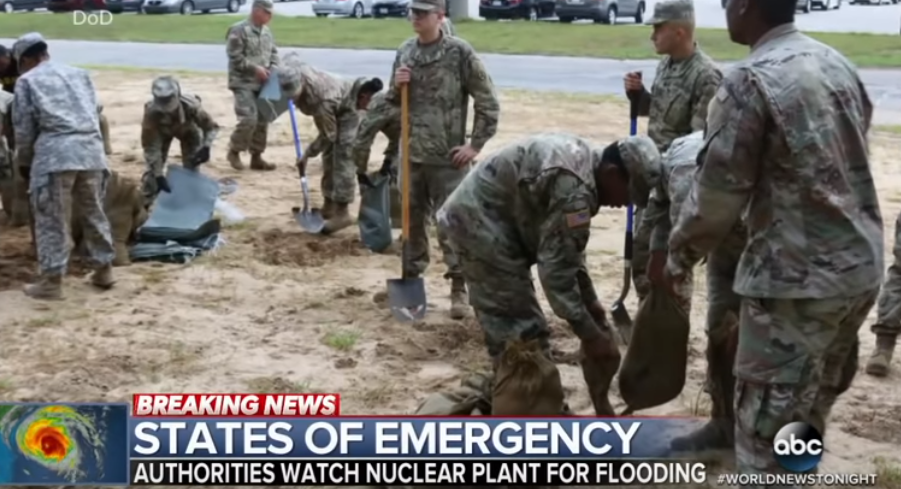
[192,146,211,166]
[155,175,171,194]
[378,156,394,176]
[357,172,374,189]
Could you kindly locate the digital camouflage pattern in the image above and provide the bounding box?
[667,24,882,481]
[387,33,499,284]
[644,0,694,25]
[871,211,901,337]
[140,77,220,204]
[437,133,644,415]
[352,91,400,174]
[278,54,366,205]
[0,90,12,216]
[226,18,279,155]
[73,171,147,267]
[441,17,456,37]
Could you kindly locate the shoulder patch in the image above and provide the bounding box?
[565,210,592,229]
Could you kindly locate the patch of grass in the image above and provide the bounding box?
[875,124,901,135]
[26,315,60,328]
[875,457,901,489]
[0,379,12,395]
[3,15,901,67]
[245,376,316,394]
[321,328,361,351]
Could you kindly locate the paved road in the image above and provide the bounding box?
[259,0,901,34]
[2,38,899,123]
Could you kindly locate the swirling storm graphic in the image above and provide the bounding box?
[0,405,107,482]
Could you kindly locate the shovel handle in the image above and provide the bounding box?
[400,84,411,244]
[288,99,305,176]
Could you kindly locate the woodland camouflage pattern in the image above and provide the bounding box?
[13,60,114,275]
[278,54,367,205]
[73,171,147,267]
[666,24,882,482]
[352,91,400,174]
[140,80,220,203]
[226,18,279,154]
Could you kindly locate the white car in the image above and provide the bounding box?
[312,0,373,18]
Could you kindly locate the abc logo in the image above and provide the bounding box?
[772,422,823,472]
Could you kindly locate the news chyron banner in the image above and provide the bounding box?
[3,395,713,486]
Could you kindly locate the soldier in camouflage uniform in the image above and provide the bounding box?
[622,0,721,305]
[623,131,745,452]
[225,0,279,171]
[666,0,881,480]
[352,90,402,227]
[140,75,220,207]
[390,0,500,319]
[11,33,116,300]
[441,17,456,36]
[865,215,901,377]
[278,55,384,234]
[437,133,656,416]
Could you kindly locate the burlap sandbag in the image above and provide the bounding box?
[618,286,690,414]
[414,373,492,416]
[492,339,564,416]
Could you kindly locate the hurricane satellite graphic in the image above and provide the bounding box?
[0,403,129,484]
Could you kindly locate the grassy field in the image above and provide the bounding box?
[1,14,900,66]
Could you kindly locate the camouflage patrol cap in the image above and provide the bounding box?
[411,0,446,12]
[644,0,694,25]
[618,135,662,207]
[151,76,181,112]
[12,32,46,63]
[252,0,273,12]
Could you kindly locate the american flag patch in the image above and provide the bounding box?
[565,210,591,228]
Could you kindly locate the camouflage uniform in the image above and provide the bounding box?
[629,131,745,451]
[866,212,901,376]
[278,54,367,233]
[667,24,882,483]
[72,171,147,267]
[437,133,656,416]
[225,0,279,171]
[388,0,500,318]
[11,33,116,300]
[441,17,456,37]
[0,90,14,219]
[352,90,403,227]
[630,0,722,302]
[140,76,220,206]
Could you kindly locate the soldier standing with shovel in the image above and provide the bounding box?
[388,0,500,320]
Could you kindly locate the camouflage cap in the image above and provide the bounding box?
[618,135,662,207]
[252,0,273,12]
[410,0,445,12]
[644,0,694,25]
[276,53,304,97]
[12,32,46,63]
[151,75,181,112]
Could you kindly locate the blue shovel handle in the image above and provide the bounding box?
[288,99,304,173]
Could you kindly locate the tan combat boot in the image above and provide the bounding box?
[91,263,116,289]
[320,197,335,219]
[321,203,353,235]
[250,153,276,171]
[449,277,470,320]
[24,274,64,301]
[227,150,244,170]
[866,333,896,377]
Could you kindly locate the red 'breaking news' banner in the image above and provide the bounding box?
[132,393,341,417]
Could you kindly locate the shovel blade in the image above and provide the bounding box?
[292,207,326,234]
[386,277,427,322]
[611,301,633,346]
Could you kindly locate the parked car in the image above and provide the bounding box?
[0,0,45,12]
[372,0,407,17]
[479,0,554,20]
[47,0,106,11]
[555,0,643,24]
[312,0,372,18]
[107,0,145,12]
[851,0,897,4]
[143,0,241,14]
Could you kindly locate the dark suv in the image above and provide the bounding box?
[479,0,555,20]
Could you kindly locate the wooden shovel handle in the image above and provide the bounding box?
[401,84,410,242]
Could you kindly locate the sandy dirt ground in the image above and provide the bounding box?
[1,70,901,487]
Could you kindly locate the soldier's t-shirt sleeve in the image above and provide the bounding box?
[668,67,764,276]
[461,47,499,151]
[226,26,251,73]
[690,64,723,132]
[536,172,601,341]
[11,78,36,169]
[140,107,164,177]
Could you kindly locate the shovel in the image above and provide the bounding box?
[287,99,325,233]
[611,78,642,346]
[386,84,427,322]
